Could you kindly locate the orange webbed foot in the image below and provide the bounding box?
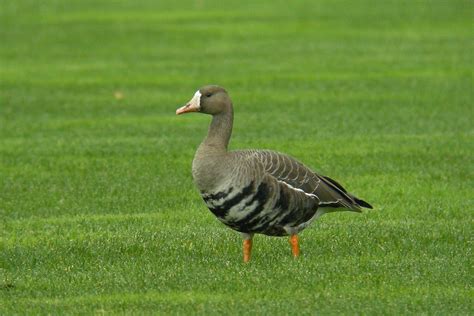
[290,234,300,258]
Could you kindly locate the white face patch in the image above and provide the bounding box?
[190,90,201,110]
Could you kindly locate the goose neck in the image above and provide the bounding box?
[202,110,233,151]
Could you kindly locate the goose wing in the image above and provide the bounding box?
[245,150,372,211]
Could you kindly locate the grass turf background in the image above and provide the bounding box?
[1,0,472,314]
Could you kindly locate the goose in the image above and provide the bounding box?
[176,85,372,262]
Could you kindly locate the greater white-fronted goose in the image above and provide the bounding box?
[176,85,372,262]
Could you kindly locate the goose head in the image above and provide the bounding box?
[176,85,231,116]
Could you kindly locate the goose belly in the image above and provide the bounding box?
[201,180,318,236]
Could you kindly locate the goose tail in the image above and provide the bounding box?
[353,197,373,209]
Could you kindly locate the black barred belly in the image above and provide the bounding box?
[201,181,315,236]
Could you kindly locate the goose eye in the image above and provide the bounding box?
[206,93,212,97]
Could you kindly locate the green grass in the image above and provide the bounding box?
[1,0,472,314]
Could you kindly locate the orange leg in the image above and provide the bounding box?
[243,238,253,263]
[289,234,300,257]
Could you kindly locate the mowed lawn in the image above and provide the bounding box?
[0,0,472,314]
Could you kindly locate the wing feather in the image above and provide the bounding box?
[239,150,371,211]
